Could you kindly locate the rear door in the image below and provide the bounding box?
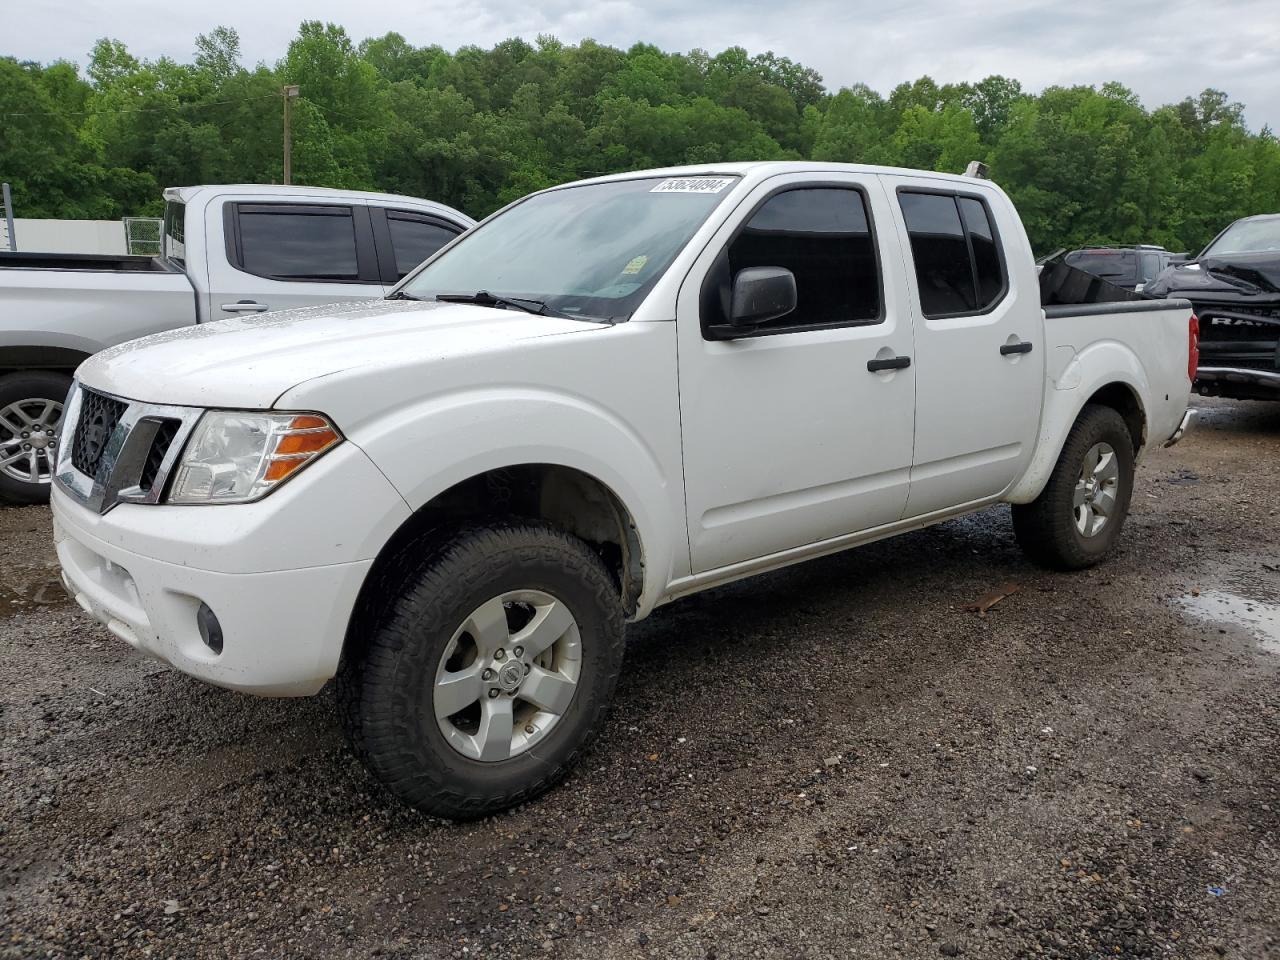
[676,172,917,574]
[882,179,1043,517]
[207,200,384,318]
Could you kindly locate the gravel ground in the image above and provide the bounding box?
[2,396,1278,960]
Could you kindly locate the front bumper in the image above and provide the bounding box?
[1195,366,1280,396]
[54,500,371,695]
[49,441,412,696]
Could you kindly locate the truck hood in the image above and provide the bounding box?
[76,299,601,409]
[1145,252,1280,303]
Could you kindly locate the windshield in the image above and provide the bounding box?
[1202,218,1280,257]
[398,175,739,321]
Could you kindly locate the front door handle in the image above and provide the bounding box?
[867,355,911,372]
[1000,340,1034,356]
[221,300,270,313]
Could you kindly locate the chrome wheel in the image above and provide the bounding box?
[1073,441,1119,538]
[0,398,64,485]
[433,590,582,762]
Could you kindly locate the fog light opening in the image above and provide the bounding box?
[197,603,224,655]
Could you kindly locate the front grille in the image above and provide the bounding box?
[71,389,129,479]
[139,419,181,493]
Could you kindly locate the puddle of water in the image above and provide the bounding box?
[1179,590,1280,653]
[0,565,69,617]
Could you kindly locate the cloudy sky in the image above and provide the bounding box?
[6,0,1280,130]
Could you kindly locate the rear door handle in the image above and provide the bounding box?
[221,300,270,313]
[867,355,911,373]
[1000,341,1034,356]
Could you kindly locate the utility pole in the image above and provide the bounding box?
[282,85,300,185]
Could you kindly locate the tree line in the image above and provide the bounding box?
[2,22,1278,254]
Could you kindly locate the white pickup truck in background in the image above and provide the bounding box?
[0,185,473,503]
[51,162,1195,819]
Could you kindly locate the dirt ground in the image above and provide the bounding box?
[2,396,1278,960]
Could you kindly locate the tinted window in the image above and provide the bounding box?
[900,192,1007,317]
[1140,253,1161,282]
[899,192,976,316]
[237,207,360,280]
[163,200,185,266]
[388,214,459,278]
[958,197,1003,307]
[724,187,880,332]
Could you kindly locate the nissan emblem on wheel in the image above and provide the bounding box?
[49,162,1194,819]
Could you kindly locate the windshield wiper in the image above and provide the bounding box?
[435,290,553,316]
[434,290,615,324]
[386,290,423,301]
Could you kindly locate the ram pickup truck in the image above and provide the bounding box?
[0,184,473,503]
[1145,213,1280,400]
[51,162,1196,819]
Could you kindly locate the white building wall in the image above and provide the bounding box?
[10,219,127,254]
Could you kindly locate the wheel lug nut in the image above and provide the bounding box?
[494,648,506,661]
[482,668,494,681]
[523,663,531,675]
[512,645,524,658]
[525,724,535,734]
[488,688,500,698]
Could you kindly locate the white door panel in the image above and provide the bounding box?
[881,178,1043,516]
[677,173,917,574]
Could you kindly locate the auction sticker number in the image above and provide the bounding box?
[651,177,734,194]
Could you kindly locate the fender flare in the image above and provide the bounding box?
[1006,340,1150,504]
[349,387,682,616]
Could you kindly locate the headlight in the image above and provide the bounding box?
[168,411,341,504]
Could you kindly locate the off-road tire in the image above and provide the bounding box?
[336,521,625,820]
[1012,404,1135,571]
[0,371,73,505]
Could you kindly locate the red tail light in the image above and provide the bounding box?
[1188,314,1200,382]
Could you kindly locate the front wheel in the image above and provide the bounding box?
[337,522,625,820]
[0,371,73,505]
[1012,404,1136,570]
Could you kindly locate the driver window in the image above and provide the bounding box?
[722,187,883,334]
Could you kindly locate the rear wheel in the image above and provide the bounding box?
[337,522,625,820]
[0,371,72,505]
[1012,404,1135,570]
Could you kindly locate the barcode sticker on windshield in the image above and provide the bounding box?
[651,177,734,194]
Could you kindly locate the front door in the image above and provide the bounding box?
[676,173,918,574]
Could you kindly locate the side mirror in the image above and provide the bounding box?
[729,266,797,329]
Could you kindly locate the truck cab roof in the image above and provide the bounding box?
[160,184,467,219]
[564,160,1001,191]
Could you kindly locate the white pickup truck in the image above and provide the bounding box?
[51,162,1196,819]
[0,184,472,503]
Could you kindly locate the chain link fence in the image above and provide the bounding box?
[123,217,162,257]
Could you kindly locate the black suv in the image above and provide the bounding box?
[1062,245,1179,292]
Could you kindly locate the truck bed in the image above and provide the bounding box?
[0,252,177,273]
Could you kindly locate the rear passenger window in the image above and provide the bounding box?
[958,198,1003,307]
[719,187,881,333]
[387,213,460,279]
[899,192,1006,317]
[235,206,361,281]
